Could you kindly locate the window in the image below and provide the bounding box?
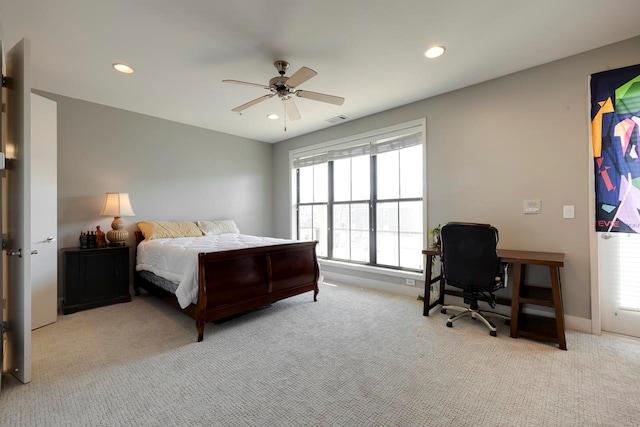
[292,121,425,272]
[297,163,328,256]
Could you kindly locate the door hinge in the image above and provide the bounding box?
[1,75,6,88]
[7,249,21,257]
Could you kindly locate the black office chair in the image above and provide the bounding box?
[439,222,510,336]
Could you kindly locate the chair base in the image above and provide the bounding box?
[441,305,511,336]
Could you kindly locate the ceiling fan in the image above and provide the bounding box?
[223,60,345,121]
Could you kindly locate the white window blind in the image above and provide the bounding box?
[370,132,422,155]
[292,130,422,169]
[601,233,640,311]
[617,234,640,311]
[293,152,328,169]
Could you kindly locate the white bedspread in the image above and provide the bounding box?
[136,234,297,308]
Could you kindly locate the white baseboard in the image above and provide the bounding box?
[323,271,593,334]
[564,314,592,333]
[323,271,424,298]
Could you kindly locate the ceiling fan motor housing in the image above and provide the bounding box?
[269,76,290,97]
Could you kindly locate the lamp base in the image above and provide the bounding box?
[106,228,129,247]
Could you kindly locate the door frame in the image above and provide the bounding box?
[588,108,601,335]
[3,38,32,384]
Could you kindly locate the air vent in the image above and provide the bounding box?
[326,115,349,124]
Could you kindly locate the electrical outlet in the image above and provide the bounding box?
[405,278,416,286]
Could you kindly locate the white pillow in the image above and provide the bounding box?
[197,220,240,236]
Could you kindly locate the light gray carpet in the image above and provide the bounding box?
[1,282,639,426]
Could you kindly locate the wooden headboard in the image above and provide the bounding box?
[134,230,144,246]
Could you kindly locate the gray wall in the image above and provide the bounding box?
[273,36,640,320]
[39,36,640,319]
[36,91,273,294]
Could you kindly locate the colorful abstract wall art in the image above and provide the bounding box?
[591,64,640,233]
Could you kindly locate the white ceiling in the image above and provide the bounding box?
[1,1,639,144]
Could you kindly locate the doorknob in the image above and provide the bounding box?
[7,249,22,257]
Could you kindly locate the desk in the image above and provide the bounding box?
[422,248,566,350]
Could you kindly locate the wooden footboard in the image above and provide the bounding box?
[195,241,319,341]
[134,232,319,341]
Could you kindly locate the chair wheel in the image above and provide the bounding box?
[490,331,497,337]
[505,319,511,326]
[446,322,453,328]
[441,309,447,314]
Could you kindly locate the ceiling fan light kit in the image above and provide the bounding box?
[223,60,345,124]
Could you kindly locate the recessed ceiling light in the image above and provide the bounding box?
[112,63,134,74]
[424,46,445,59]
[267,114,279,120]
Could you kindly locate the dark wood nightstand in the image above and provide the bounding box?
[62,246,131,314]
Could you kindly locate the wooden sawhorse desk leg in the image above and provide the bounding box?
[423,253,445,316]
[509,262,567,350]
[509,262,524,338]
[550,266,567,350]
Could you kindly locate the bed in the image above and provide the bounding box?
[133,220,320,342]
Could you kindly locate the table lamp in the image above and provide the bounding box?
[100,192,135,246]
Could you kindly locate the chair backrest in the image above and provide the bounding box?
[440,222,502,292]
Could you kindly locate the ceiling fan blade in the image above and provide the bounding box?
[283,97,301,121]
[285,66,317,88]
[296,90,345,106]
[223,79,270,90]
[231,94,275,112]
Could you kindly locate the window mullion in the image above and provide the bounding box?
[348,159,352,261]
[397,155,402,267]
[296,169,300,239]
[328,161,334,259]
[370,155,377,265]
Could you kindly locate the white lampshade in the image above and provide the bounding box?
[100,193,135,217]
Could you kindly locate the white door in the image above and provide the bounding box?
[30,94,57,330]
[599,232,640,338]
[4,38,33,384]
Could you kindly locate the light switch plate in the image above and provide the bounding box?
[563,205,575,219]
[524,199,541,214]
